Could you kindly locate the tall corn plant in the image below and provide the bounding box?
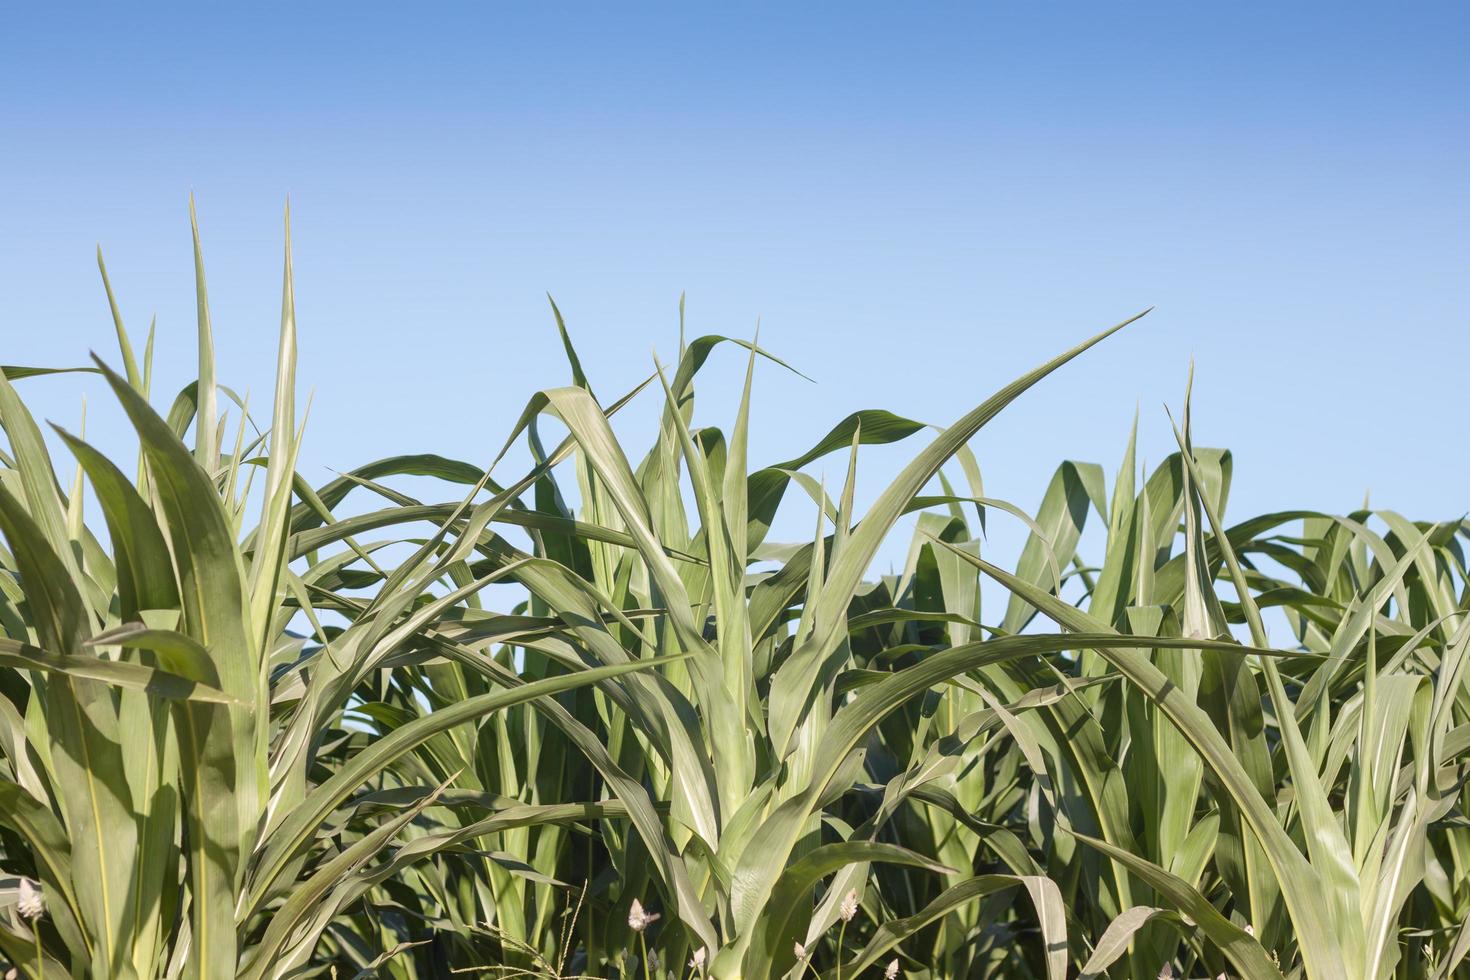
[0,208,663,979]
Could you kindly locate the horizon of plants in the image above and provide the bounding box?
[0,208,1466,979]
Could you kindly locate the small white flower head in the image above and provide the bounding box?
[1157,964,1174,980]
[627,898,660,933]
[1244,922,1255,937]
[839,888,859,922]
[689,946,707,970]
[885,958,901,978]
[794,941,807,960]
[17,878,43,920]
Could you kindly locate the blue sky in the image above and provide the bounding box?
[2,2,1466,576]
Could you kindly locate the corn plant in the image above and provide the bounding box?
[3,210,1468,979]
[0,207,667,979]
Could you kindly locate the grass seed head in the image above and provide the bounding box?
[17,878,43,920]
[627,898,659,933]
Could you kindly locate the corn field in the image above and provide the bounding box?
[1,212,1468,980]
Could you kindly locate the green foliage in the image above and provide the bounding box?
[2,212,1468,979]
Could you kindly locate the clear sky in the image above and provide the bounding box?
[2,2,1466,576]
